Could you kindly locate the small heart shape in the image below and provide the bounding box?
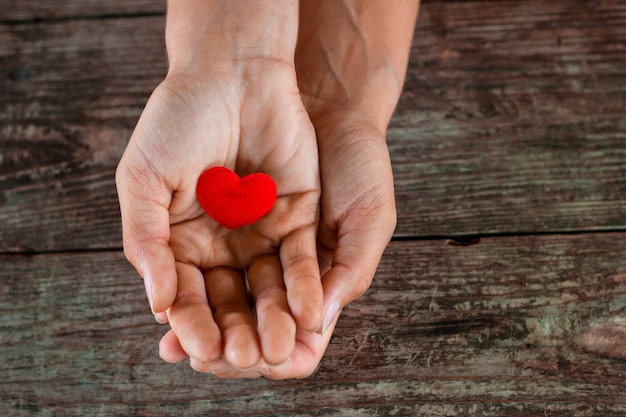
[196,166,277,229]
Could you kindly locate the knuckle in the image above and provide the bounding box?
[284,253,317,275]
[195,349,221,365]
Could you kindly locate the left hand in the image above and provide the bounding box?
[118,68,324,373]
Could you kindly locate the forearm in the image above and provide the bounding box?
[296,0,420,132]
[166,0,300,76]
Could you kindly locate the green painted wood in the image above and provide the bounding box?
[1,234,625,415]
[1,0,625,252]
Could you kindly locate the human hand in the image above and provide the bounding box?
[244,0,419,378]
[151,0,418,379]
[154,114,397,380]
[116,0,323,372]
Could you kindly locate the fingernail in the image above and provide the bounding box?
[144,278,154,313]
[154,313,168,324]
[322,301,341,336]
[254,367,271,375]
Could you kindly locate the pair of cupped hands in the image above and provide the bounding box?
[115,10,397,379]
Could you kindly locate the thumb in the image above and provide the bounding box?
[115,158,177,314]
[319,201,397,335]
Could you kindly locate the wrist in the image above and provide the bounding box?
[166,0,299,76]
[310,112,389,151]
[296,0,419,133]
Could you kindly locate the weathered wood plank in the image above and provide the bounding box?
[0,0,165,22]
[0,16,167,251]
[391,0,626,236]
[1,1,626,252]
[1,234,625,415]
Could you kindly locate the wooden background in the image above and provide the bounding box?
[1,0,625,415]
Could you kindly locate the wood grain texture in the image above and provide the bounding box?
[0,16,167,251]
[1,1,626,252]
[2,2,625,415]
[0,0,165,22]
[1,234,625,416]
[391,0,626,237]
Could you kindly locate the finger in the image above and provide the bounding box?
[160,306,334,380]
[167,262,222,363]
[159,328,188,363]
[190,358,264,379]
[319,207,396,335]
[160,328,262,377]
[154,311,168,324]
[263,321,337,380]
[116,161,177,313]
[279,225,323,332]
[205,267,261,369]
[247,255,296,366]
[207,318,338,380]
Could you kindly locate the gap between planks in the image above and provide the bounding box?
[1,229,625,256]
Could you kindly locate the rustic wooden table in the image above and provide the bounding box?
[1,1,625,416]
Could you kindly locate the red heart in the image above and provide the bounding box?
[196,167,277,229]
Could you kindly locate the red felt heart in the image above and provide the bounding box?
[196,166,277,229]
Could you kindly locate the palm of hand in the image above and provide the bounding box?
[118,69,323,371]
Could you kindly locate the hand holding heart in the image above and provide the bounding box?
[116,63,325,375]
[116,0,413,380]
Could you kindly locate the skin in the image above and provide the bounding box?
[116,0,420,379]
